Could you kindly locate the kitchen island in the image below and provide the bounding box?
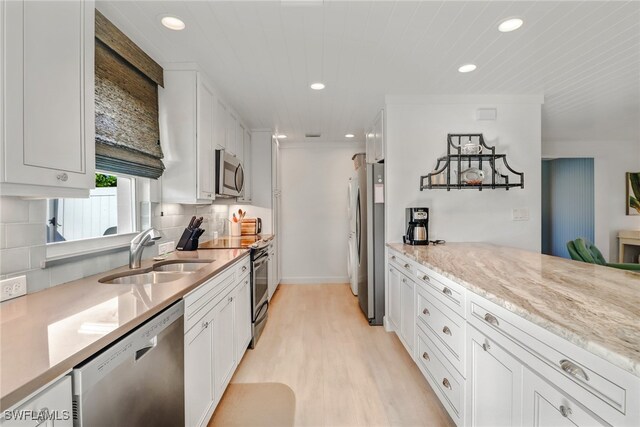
[387,242,640,427]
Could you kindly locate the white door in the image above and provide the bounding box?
[388,265,402,330]
[196,76,215,200]
[522,369,606,427]
[185,312,215,427]
[467,325,524,427]
[234,276,252,362]
[400,275,414,352]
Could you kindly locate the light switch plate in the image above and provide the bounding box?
[512,208,530,221]
[158,241,175,256]
[1,275,27,302]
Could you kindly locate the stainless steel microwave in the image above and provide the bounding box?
[216,150,244,197]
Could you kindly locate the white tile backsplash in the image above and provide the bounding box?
[0,197,30,223]
[5,223,44,248]
[0,247,31,274]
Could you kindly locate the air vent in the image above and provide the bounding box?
[305,133,321,138]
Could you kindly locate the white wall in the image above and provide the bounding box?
[279,143,364,284]
[385,95,543,252]
[542,139,640,261]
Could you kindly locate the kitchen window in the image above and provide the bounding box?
[45,172,151,262]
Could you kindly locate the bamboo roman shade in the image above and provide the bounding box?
[95,11,165,179]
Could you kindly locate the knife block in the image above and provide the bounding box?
[177,228,199,251]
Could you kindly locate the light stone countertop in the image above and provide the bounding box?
[387,243,640,378]
[0,248,250,411]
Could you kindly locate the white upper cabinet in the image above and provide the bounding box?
[235,122,245,162]
[237,129,252,203]
[226,111,237,157]
[214,99,228,151]
[1,0,95,197]
[159,69,215,203]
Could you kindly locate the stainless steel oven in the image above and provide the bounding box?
[216,149,244,197]
[251,244,269,348]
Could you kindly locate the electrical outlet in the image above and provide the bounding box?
[158,241,175,256]
[1,275,27,302]
[512,208,530,221]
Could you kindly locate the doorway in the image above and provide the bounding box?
[541,158,595,258]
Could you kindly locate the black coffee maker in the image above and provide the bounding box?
[403,207,429,245]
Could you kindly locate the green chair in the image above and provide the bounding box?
[566,238,640,271]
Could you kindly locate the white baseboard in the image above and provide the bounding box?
[280,276,349,285]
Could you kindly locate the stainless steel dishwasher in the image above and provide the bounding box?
[72,301,184,427]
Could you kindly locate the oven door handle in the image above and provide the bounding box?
[253,255,268,269]
[253,300,269,324]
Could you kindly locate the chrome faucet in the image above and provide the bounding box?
[129,228,163,269]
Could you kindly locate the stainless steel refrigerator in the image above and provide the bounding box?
[355,156,385,325]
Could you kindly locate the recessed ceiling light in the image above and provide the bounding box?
[345,134,355,138]
[458,64,477,73]
[310,82,325,90]
[498,18,524,33]
[161,16,185,31]
[276,134,287,139]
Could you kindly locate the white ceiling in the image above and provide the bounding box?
[98,1,640,144]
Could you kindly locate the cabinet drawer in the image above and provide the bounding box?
[414,266,465,317]
[389,251,415,276]
[235,257,250,278]
[468,294,631,424]
[417,287,465,373]
[185,268,236,331]
[416,327,464,423]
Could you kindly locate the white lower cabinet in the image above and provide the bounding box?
[466,325,523,427]
[386,249,638,427]
[522,369,607,427]
[1,376,73,427]
[185,309,215,427]
[184,257,252,427]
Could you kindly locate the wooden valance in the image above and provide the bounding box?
[95,10,165,179]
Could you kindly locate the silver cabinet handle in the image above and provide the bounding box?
[202,321,209,329]
[56,172,68,182]
[422,308,430,316]
[482,340,491,351]
[391,255,396,260]
[559,405,572,418]
[422,275,430,282]
[442,378,452,390]
[242,266,247,272]
[442,287,452,296]
[402,278,407,283]
[484,312,499,326]
[442,326,452,336]
[560,359,589,381]
[245,280,249,285]
[422,352,430,361]
[228,296,234,303]
[403,263,411,270]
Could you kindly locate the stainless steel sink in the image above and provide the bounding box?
[100,271,190,285]
[153,261,212,273]
[99,260,213,285]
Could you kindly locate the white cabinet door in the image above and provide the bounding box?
[238,130,252,202]
[214,99,227,151]
[235,122,245,162]
[267,240,278,300]
[373,110,384,162]
[522,369,606,427]
[400,274,415,352]
[184,312,215,427]
[388,265,402,331]
[365,126,375,164]
[3,376,74,427]
[213,292,236,399]
[234,275,252,362]
[226,112,237,156]
[467,325,524,427]
[2,0,94,193]
[196,76,215,200]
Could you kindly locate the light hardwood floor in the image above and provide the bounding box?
[211,284,455,427]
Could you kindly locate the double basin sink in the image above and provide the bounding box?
[99,260,214,285]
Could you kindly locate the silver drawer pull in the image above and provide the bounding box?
[560,359,589,381]
[442,326,452,336]
[484,312,499,326]
[442,287,452,296]
[391,255,396,260]
[202,321,209,329]
[482,340,491,351]
[442,378,452,390]
[422,352,430,361]
[421,275,430,282]
[422,308,430,316]
[242,266,247,272]
[402,278,407,283]
[559,405,572,418]
[404,263,411,270]
[228,296,234,303]
[56,172,68,182]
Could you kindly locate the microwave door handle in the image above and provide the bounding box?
[235,164,244,193]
